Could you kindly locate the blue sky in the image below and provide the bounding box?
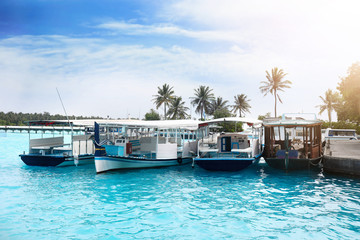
[1,0,360,120]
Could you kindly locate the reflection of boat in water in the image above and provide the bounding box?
[263,115,322,170]
[19,120,94,167]
[93,120,198,173]
[193,117,264,171]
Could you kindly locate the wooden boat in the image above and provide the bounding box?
[263,115,323,170]
[19,120,94,166]
[193,117,264,171]
[93,120,199,173]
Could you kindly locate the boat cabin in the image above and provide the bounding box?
[95,120,199,159]
[263,120,322,160]
[196,117,263,159]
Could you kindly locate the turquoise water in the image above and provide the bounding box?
[1,133,360,240]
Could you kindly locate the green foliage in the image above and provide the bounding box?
[260,67,292,117]
[337,62,360,123]
[258,112,271,120]
[217,122,243,133]
[0,111,101,126]
[317,89,341,126]
[191,85,215,120]
[167,96,189,120]
[231,94,251,117]
[213,108,232,119]
[321,120,360,134]
[152,84,175,120]
[209,97,229,116]
[145,109,161,120]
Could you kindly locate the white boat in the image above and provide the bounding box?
[93,120,199,173]
[193,117,264,171]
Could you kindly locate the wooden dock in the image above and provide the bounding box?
[323,140,360,176]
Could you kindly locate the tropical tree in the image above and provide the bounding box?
[144,109,161,120]
[209,97,229,116]
[337,62,360,123]
[260,67,292,117]
[231,94,251,117]
[152,84,174,120]
[190,85,215,120]
[318,89,341,127]
[167,96,189,120]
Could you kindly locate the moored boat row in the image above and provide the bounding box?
[18,114,340,173]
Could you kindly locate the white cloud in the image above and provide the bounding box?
[0,30,354,120]
[96,21,248,44]
[0,35,265,118]
[2,1,360,120]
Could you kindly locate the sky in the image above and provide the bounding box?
[1,0,359,120]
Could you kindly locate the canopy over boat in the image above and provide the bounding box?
[90,119,200,131]
[263,119,322,128]
[198,117,262,126]
[25,119,199,130]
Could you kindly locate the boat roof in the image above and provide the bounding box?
[200,117,262,126]
[263,119,322,127]
[24,119,200,130]
[94,119,200,131]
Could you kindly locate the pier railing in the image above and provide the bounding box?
[0,125,86,134]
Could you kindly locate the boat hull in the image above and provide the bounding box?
[194,152,263,171]
[264,157,322,170]
[95,156,192,173]
[20,154,94,167]
[194,158,255,171]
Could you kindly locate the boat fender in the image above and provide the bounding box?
[177,158,182,164]
[74,154,79,166]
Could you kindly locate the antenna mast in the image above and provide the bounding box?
[56,87,70,124]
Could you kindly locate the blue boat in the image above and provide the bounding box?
[93,120,199,173]
[19,120,94,167]
[193,117,264,171]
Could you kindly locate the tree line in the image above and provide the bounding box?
[147,84,252,121]
[0,111,101,126]
[146,67,292,121]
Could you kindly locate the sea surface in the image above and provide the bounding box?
[1,132,360,240]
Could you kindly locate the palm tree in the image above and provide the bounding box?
[152,84,174,120]
[209,97,229,116]
[232,94,251,117]
[167,96,189,120]
[318,89,341,127]
[260,67,292,117]
[190,85,215,120]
